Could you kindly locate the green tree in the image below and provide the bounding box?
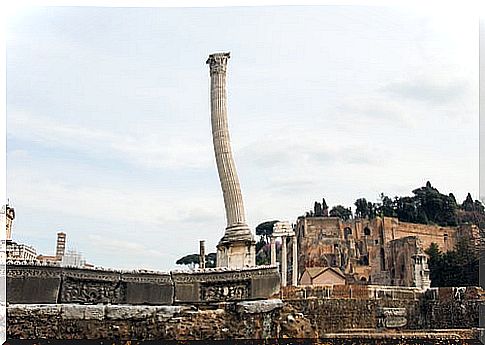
[256,220,279,244]
[256,237,271,265]
[425,243,443,287]
[462,193,475,212]
[378,193,396,217]
[354,198,369,219]
[425,239,479,287]
[329,205,352,220]
[176,254,200,268]
[368,201,378,219]
[176,253,217,268]
[395,196,417,223]
[205,253,217,268]
[411,181,457,226]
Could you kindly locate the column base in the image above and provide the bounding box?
[218,223,254,244]
[216,237,256,269]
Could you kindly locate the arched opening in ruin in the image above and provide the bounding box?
[364,227,371,236]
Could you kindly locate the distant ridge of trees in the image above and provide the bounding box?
[306,181,485,229]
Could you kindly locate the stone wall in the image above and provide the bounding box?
[388,219,459,252]
[6,263,280,305]
[278,285,483,333]
[279,284,422,300]
[7,301,285,340]
[7,285,483,340]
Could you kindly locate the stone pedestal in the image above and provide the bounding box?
[216,240,256,269]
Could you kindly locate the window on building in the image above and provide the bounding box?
[344,227,352,239]
[364,227,371,236]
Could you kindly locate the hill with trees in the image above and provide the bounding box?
[307,181,485,230]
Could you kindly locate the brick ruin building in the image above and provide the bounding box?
[295,209,480,289]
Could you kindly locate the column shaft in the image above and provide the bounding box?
[281,236,287,287]
[292,236,298,286]
[207,53,247,228]
[270,237,276,265]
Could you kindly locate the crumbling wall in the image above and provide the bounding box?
[7,301,285,340]
[7,286,483,340]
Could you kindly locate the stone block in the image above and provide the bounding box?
[173,266,280,303]
[174,281,201,303]
[84,305,105,320]
[153,306,184,320]
[61,304,88,319]
[377,307,407,329]
[236,299,284,314]
[7,265,62,304]
[250,268,280,300]
[105,305,156,320]
[121,272,173,305]
[59,268,122,304]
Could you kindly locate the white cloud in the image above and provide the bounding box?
[8,109,214,170]
[8,165,220,227]
[5,6,479,270]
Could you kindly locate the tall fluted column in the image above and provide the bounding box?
[207,52,255,268]
[281,236,287,287]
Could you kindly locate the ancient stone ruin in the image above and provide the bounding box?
[4,54,484,342]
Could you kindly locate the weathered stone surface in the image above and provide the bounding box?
[172,266,280,303]
[83,305,105,320]
[377,307,407,328]
[7,264,281,306]
[60,268,123,304]
[122,272,173,305]
[236,299,284,314]
[153,306,184,319]
[105,305,157,320]
[61,304,88,319]
[6,286,482,340]
[251,269,281,299]
[7,265,62,304]
[6,264,175,305]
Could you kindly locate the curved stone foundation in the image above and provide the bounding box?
[6,263,280,305]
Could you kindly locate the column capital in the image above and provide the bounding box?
[206,52,230,74]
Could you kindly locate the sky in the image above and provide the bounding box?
[6,5,479,271]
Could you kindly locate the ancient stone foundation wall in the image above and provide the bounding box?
[7,286,483,340]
